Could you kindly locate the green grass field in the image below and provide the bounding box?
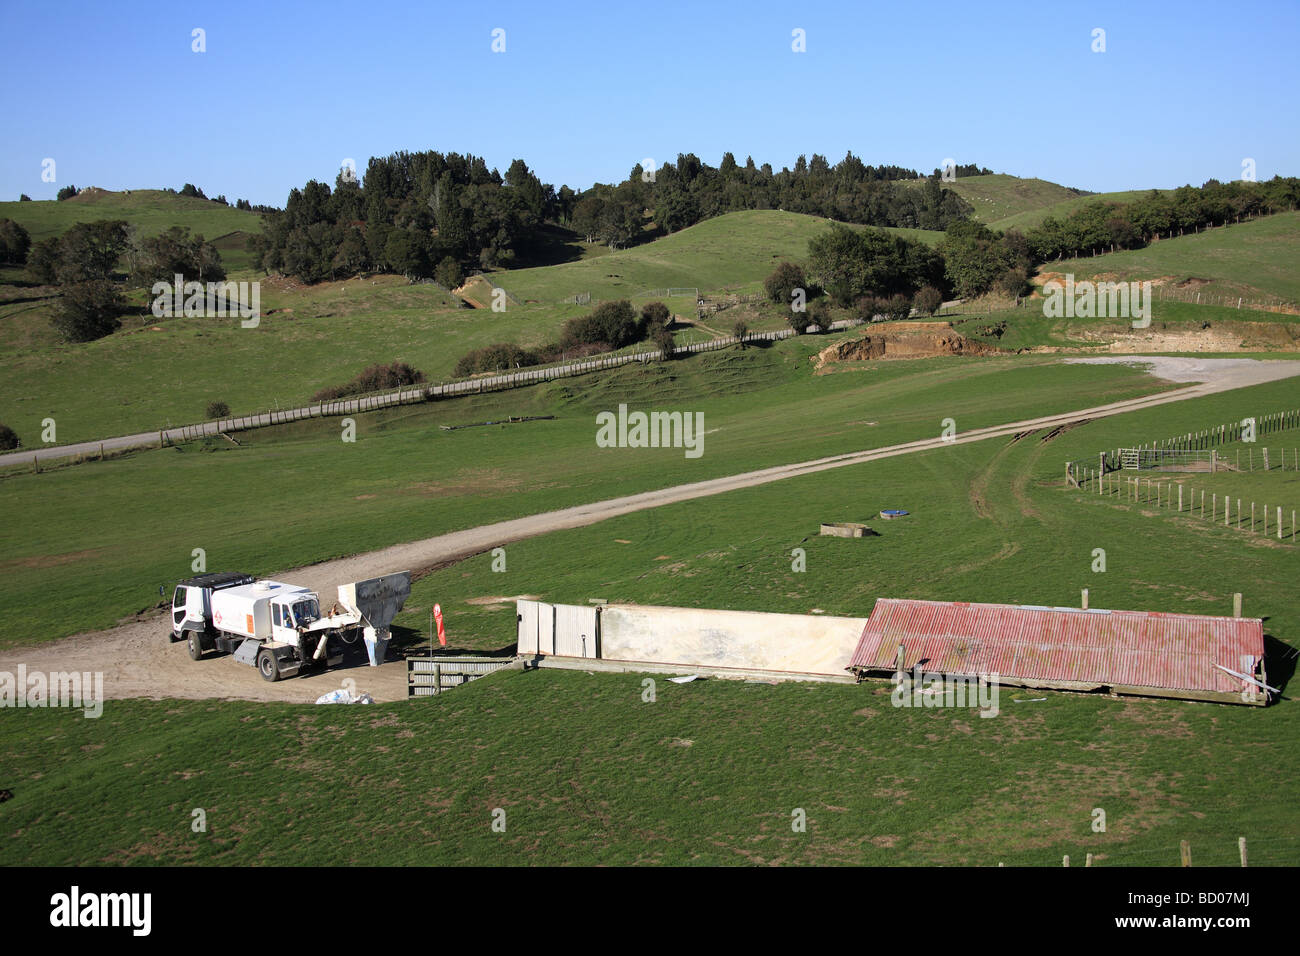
[0,341,1176,646]
[1044,212,1300,305]
[3,372,1298,866]
[2,667,1296,867]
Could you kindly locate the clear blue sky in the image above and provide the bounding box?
[3,0,1297,206]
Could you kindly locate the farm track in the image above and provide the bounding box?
[2,357,1299,704]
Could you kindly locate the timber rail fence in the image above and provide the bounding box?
[5,328,800,471]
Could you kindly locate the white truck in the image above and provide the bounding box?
[169,571,412,682]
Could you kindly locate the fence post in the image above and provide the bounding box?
[1239,837,1247,867]
[1180,840,1191,867]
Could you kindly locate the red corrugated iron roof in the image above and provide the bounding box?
[848,599,1264,696]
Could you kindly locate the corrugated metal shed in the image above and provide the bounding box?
[848,599,1267,704]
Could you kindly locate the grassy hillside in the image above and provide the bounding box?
[3,379,1299,866]
[490,210,941,304]
[0,187,263,246]
[0,211,941,442]
[956,301,1300,351]
[1039,211,1300,305]
[990,189,1164,233]
[0,340,1172,645]
[904,173,1086,224]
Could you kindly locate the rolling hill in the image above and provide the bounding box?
[989,188,1165,233]
[904,173,1087,225]
[1038,210,1300,305]
[0,187,264,244]
[0,210,942,442]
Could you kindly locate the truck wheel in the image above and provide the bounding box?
[257,649,280,682]
[187,631,204,660]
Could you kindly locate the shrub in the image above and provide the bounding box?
[809,300,834,333]
[453,344,541,378]
[312,362,426,401]
[206,401,231,419]
[854,296,881,322]
[641,301,671,331]
[51,280,123,342]
[764,261,806,306]
[882,293,913,322]
[0,423,19,451]
[732,319,749,341]
[434,256,464,290]
[653,324,676,357]
[914,285,944,316]
[787,309,813,335]
[560,300,641,350]
[0,219,31,265]
[996,266,1031,298]
[56,185,79,201]
[25,238,59,284]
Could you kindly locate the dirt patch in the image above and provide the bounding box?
[400,469,523,497]
[1,548,105,571]
[813,330,1008,371]
[464,594,540,606]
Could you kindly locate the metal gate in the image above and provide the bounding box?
[516,600,599,658]
[408,656,514,697]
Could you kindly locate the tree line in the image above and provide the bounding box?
[789,175,1300,311]
[251,150,988,283]
[250,152,559,284]
[572,153,983,246]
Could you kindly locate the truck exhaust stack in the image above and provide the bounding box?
[336,571,412,666]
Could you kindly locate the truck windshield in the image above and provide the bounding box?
[291,599,320,626]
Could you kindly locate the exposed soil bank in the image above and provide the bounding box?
[814,327,1009,370]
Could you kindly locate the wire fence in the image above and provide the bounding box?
[1147,284,1298,313]
[633,287,699,298]
[1010,834,1300,867]
[1074,466,1298,545]
[1067,408,1300,486]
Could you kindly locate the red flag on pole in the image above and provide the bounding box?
[433,603,446,647]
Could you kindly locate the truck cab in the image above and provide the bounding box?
[270,593,322,645]
[170,572,254,643]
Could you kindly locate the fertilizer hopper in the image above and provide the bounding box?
[336,571,412,666]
